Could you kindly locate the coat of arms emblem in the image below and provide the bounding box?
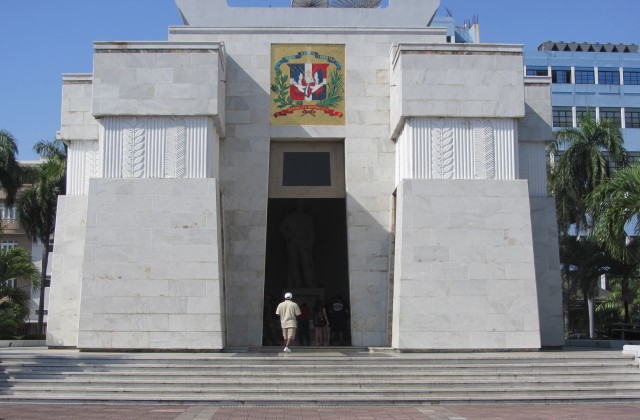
[271,44,345,126]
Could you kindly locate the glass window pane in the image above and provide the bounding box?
[553,107,573,127]
[624,69,640,85]
[599,68,620,85]
[625,108,640,128]
[282,152,331,186]
[600,108,622,128]
[552,68,572,84]
[526,66,548,77]
[575,68,595,84]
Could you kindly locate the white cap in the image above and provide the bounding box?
[284,292,293,299]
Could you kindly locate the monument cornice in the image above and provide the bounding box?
[62,74,93,85]
[175,0,440,28]
[391,43,524,68]
[94,41,224,54]
[169,26,445,37]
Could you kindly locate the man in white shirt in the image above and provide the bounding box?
[275,292,301,353]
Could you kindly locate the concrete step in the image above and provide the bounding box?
[3,387,640,406]
[1,348,639,405]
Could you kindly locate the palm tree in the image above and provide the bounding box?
[589,164,640,260]
[588,165,640,326]
[550,111,627,337]
[0,129,23,206]
[596,276,640,325]
[551,111,626,234]
[0,246,40,338]
[16,139,66,334]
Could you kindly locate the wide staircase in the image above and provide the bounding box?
[1,348,639,405]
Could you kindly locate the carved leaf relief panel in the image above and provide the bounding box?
[101,116,212,180]
[84,140,99,195]
[472,119,496,180]
[165,117,187,179]
[430,118,455,180]
[122,117,146,178]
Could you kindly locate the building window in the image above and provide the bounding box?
[625,108,640,128]
[553,107,573,127]
[575,68,595,84]
[0,205,16,221]
[598,68,620,85]
[552,68,572,84]
[627,152,640,166]
[600,108,622,127]
[282,152,331,187]
[2,278,17,288]
[526,66,549,77]
[0,240,17,251]
[269,141,345,199]
[1,241,18,289]
[623,69,640,85]
[576,108,593,126]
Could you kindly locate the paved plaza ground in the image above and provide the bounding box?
[1,403,640,419]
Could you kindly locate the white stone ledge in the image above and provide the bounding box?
[176,0,439,28]
[392,43,524,68]
[170,26,445,37]
[94,41,225,54]
[0,340,46,348]
[62,74,93,84]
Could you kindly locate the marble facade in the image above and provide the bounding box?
[47,0,564,351]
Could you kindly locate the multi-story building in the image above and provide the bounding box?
[524,41,640,164]
[0,164,48,334]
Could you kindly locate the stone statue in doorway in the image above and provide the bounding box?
[279,199,317,287]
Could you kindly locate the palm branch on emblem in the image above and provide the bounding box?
[317,71,344,109]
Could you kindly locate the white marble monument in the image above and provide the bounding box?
[47,0,564,351]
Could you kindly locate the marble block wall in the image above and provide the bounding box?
[167,28,444,348]
[59,74,99,141]
[392,179,541,350]
[530,197,565,347]
[77,178,225,350]
[47,196,89,347]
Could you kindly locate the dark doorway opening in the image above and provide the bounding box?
[263,198,351,346]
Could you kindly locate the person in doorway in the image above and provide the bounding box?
[298,302,311,346]
[313,299,330,346]
[329,295,349,346]
[275,292,301,353]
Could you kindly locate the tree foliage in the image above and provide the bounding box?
[0,129,23,206]
[589,165,640,261]
[551,111,626,233]
[0,247,40,339]
[16,139,67,334]
[549,112,631,337]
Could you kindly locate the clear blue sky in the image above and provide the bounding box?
[0,0,637,160]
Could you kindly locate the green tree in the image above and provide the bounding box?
[16,139,66,334]
[0,246,40,338]
[596,277,640,324]
[589,165,640,260]
[559,235,611,337]
[549,112,627,337]
[589,165,640,325]
[551,111,626,234]
[0,129,23,206]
